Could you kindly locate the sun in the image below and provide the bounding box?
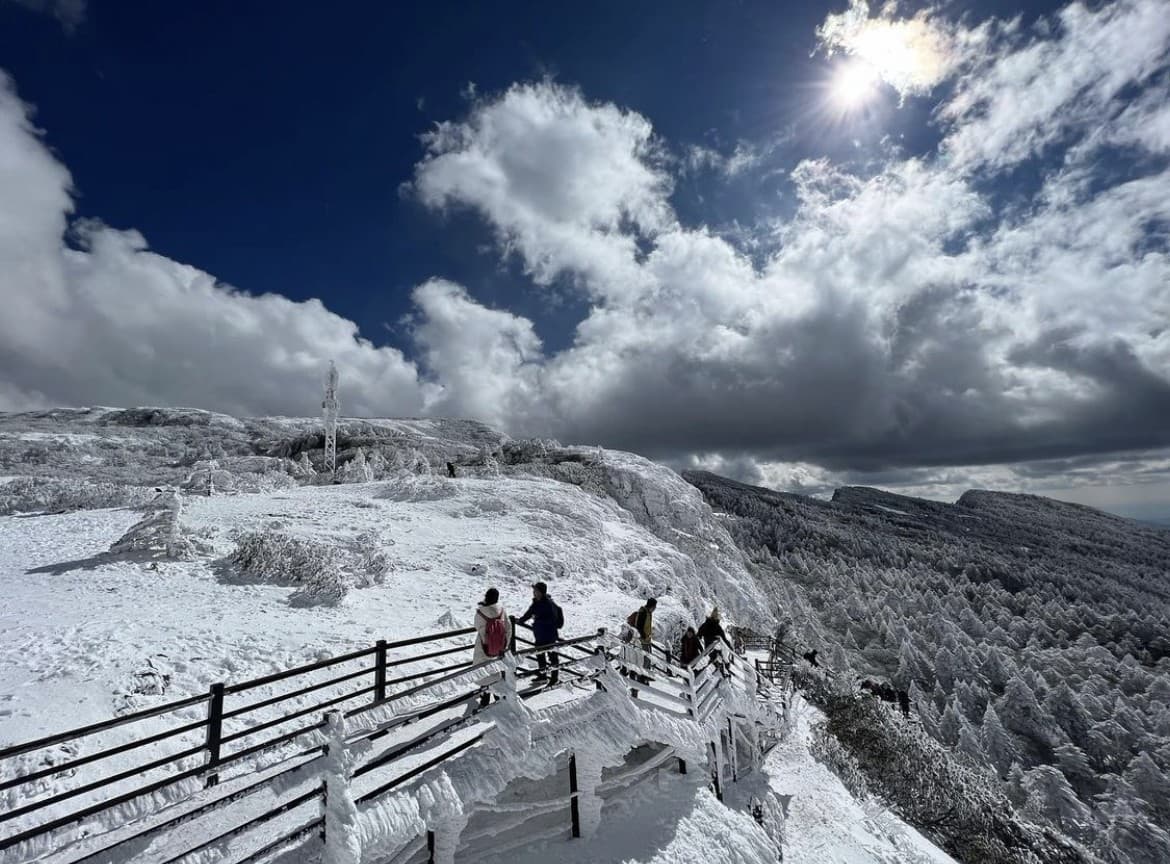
[830,59,880,111]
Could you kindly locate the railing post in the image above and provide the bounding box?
[426,830,435,863]
[728,717,738,783]
[569,752,581,838]
[374,639,388,703]
[710,741,723,802]
[508,616,518,654]
[322,710,359,864]
[204,682,225,788]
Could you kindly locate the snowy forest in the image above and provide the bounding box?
[686,471,1170,863]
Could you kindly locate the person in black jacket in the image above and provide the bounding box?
[680,626,702,666]
[697,608,725,649]
[517,581,563,685]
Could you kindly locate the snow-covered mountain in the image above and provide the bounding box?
[685,471,1170,863]
[0,407,1124,863]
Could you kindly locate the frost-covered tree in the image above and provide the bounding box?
[939,696,962,747]
[1124,751,1170,822]
[1094,812,1170,864]
[1022,766,1093,840]
[1046,683,1093,750]
[1053,744,1096,800]
[982,646,1012,693]
[895,640,927,689]
[956,717,988,768]
[1006,761,1027,807]
[1000,677,1056,754]
[981,704,1019,779]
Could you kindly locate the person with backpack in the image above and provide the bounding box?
[626,598,656,651]
[473,587,511,707]
[473,588,511,663]
[517,581,563,685]
[680,626,702,666]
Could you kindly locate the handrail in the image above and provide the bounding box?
[0,620,764,864]
[0,690,211,761]
[0,714,207,794]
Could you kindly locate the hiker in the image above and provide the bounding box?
[446,461,456,478]
[473,588,511,707]
[623,598,657,684]
[802,648,819,667]
[627,598,656,653]
[697,608,726,649]
[680,626,702,666]
[517,581,563,686]
[897,689,911,718]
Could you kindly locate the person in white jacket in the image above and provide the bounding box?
[473,588,511,708]
[472,587,512,662]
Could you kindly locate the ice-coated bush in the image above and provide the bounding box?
[230,531,349,605]
[110,490,203,560]
[352,530,390,587]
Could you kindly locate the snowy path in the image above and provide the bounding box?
[766,698,957,864]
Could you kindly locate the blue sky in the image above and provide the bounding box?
[1,0,1169,519]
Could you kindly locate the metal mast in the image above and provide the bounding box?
[322,360,339,475]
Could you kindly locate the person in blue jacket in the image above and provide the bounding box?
[518,581,564,685]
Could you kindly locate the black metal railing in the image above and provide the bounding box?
[1,620,763,864]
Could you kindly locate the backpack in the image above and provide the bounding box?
[479,609,507,657]
[626,610,639,628]
[553,602,564,630]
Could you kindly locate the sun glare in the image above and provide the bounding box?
[830,60,879,111]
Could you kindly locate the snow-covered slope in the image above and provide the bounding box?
[0,408,958,864]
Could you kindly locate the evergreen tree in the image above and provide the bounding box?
[1094,812,1170,864]
[1000,676,1056,752]
[980,704,1018,779]
[1124,751,1170,822]
[981,645,1011,693]
[1022,765,1093,840]
[939,696,962,747]
[956,717,988,768]
[1053,743,1096,800]
[1005,761,1027,807]
[1046,682,1092,748]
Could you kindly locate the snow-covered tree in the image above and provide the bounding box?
[1124,751,1170,822]
[938,696,962,747]
[1022,765,1093,840]
[980,704,1018,779]
[999,677,1056,753]
[1094,811,1170,864]
[1053,743,1095,800]
[1045,682,1092,750]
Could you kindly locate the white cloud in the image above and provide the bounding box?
[939,0,1170,171]
[0,74,428,419]
[411,279,544,430]
[412,82,673,301]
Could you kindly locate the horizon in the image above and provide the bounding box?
[1,0,1168,521]
[5,399,1169,525]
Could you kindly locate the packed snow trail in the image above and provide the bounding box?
[766,698,957,864]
